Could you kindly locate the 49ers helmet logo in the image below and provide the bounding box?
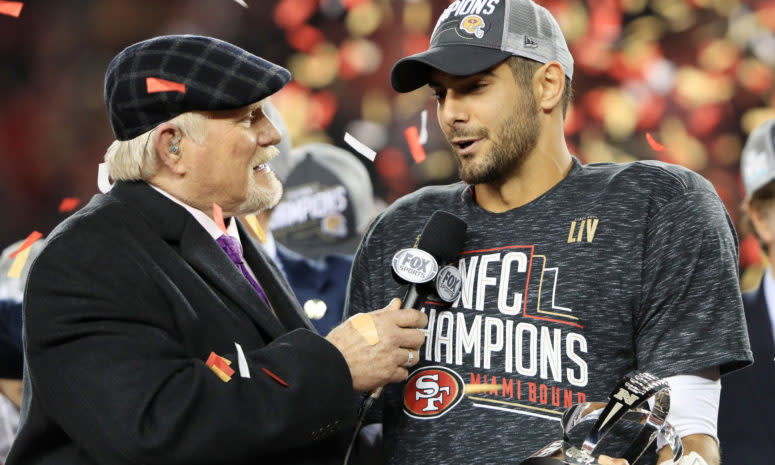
[460,14,485,38]
[403,366,464,419]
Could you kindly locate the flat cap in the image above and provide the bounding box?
[105,35,291,141]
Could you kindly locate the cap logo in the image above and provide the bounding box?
[524,36,538,48]
[403,366,465,419]
[433,0,502,38]
[460,15,485,38]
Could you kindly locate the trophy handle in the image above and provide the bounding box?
[579,372,669,457]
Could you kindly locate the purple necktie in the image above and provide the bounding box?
[216,235,270,307]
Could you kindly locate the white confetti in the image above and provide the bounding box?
[344,132,377,162]
[234,342,251,378]
[97,163,113,193]
[418,110,428,144]
[233,0,248,7]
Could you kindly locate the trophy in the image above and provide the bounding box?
[520,372,684,465]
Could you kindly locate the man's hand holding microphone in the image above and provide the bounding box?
[326,298,427,392]
[327,210,467,393]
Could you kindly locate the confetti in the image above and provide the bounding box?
[243,214,266,243]
[213,203,228,235]
[464,383,502,395]
[404,126,427,163]
[206,351,234,382]
[7,247,30,279]
[233,0,248,7]
[418,110,428,144]
[262,367,289,387]
[146,77,186,94]
[9,231,43,259]
[646,133,666,152]
[97,163,113,193]
[344,132,377,162]
[234,342,250,378]
[58,197,80,213]
[0,1,23,18]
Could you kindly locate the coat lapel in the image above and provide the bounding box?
[239,224,315,332]
[110,181,287,339]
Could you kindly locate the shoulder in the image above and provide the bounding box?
[577,160,722,219]
[581,160,715,200]
[33,190,152,278]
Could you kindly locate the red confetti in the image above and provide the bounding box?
[9,231,43,259]
[146,77,186,94]
[404,126,426,163]
[58,197,80,213]
[206,352,235,377]
[262,367,289,387]
[212,203,228,235]
[646,133,666,152]
[0,1,23,18]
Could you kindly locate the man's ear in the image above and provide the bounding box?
[535,61,565,113]
[749,205,774,246]
[153,123,185,175]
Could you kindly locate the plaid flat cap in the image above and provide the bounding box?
[105,35,291,141]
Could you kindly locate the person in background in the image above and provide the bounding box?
[272,141,378,336]
[345,0,751,464]
[0,238,46,464]
[718,117,775,463]
[8,35,427,465]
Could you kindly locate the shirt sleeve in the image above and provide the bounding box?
[636,188,752,378]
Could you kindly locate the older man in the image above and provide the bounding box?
[8,35,426,465]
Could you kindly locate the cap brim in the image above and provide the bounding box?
[391,45,512,93]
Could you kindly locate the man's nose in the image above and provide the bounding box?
[438,92,469,129]
[257,117,282,147]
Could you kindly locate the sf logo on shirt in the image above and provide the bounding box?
[403,366,464,419]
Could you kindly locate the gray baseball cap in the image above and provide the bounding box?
[391,0,574,93]
[270,143,376,258]
[741,118,775,197]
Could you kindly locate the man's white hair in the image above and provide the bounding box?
[104,112,207,181]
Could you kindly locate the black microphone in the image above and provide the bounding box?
[391,210,468,309]
[344,211,468,465]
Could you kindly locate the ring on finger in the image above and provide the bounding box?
[405,350,415,367]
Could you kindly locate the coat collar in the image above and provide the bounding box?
[108,181,310,336]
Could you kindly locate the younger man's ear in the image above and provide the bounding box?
[535,61,565,113]
[153,123,185,175]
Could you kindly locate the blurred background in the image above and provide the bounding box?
[0,0,773,286]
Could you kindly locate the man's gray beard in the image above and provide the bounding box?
[237,171,283,215]
[457,101,541,186]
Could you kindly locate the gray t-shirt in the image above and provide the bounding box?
[345,158,752,464]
